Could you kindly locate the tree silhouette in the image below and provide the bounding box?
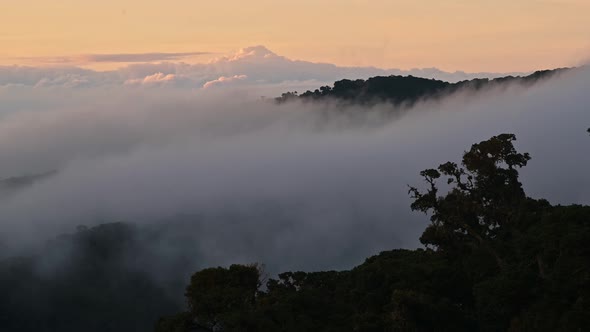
[409,134,530,270]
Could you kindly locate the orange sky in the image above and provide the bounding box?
[1,0,589,72]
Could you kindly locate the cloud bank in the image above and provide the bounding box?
[0,46,529,95]
[0,65,588,275]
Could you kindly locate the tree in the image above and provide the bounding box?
[185,264,262,330]
[156,132,589,332]
[408,134,530,270]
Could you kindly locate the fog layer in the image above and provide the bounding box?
[0,68,588,273]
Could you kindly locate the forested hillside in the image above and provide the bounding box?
[156,134,590,332]
[275,68,569,105]
[0,223,182,331]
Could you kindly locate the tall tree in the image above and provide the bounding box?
[409,134,530,270]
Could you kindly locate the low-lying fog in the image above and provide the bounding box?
[0,67,588,274]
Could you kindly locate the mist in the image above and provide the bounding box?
[0,67,589,276]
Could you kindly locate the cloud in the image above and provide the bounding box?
[79,52,211,63]
[34,74,92,88]
[202,46,528,84]
[212,45,281,62]
[0,66,113,87]
[124,72,192,87]
[0,67,588,275]
[0,46,530,91]
[17,52,211,65]
[203,74,248,88]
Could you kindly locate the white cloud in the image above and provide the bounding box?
[212,45,281,63]
[124,72,189,86]
[0,46,528,93]
[202,74,248,88]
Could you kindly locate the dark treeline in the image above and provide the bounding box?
[156,134,590,332]
[0,215,230,331]
[275,68,570,105]
[0,223,184,331]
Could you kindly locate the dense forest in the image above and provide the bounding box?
[275,68,569,105]
[0,132,588,331]
[155,134,590,332]
[0,222,183,331]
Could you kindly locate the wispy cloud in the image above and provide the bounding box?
[17,52,211,65]
[203,75,248,88]
[80,52,211,63]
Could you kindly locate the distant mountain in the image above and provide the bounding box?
[276,67,571,105]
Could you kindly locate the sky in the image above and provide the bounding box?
[1,0,589,72]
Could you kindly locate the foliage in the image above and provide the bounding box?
[408,133,531,269]
[275,69,568,105]
[0,223,181,332]
[186,264,262,330]
[157,134,590,332]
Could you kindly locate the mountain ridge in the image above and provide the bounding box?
[275,67,572,105]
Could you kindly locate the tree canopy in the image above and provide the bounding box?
[275,69,569,106]
[156,134,590,332]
